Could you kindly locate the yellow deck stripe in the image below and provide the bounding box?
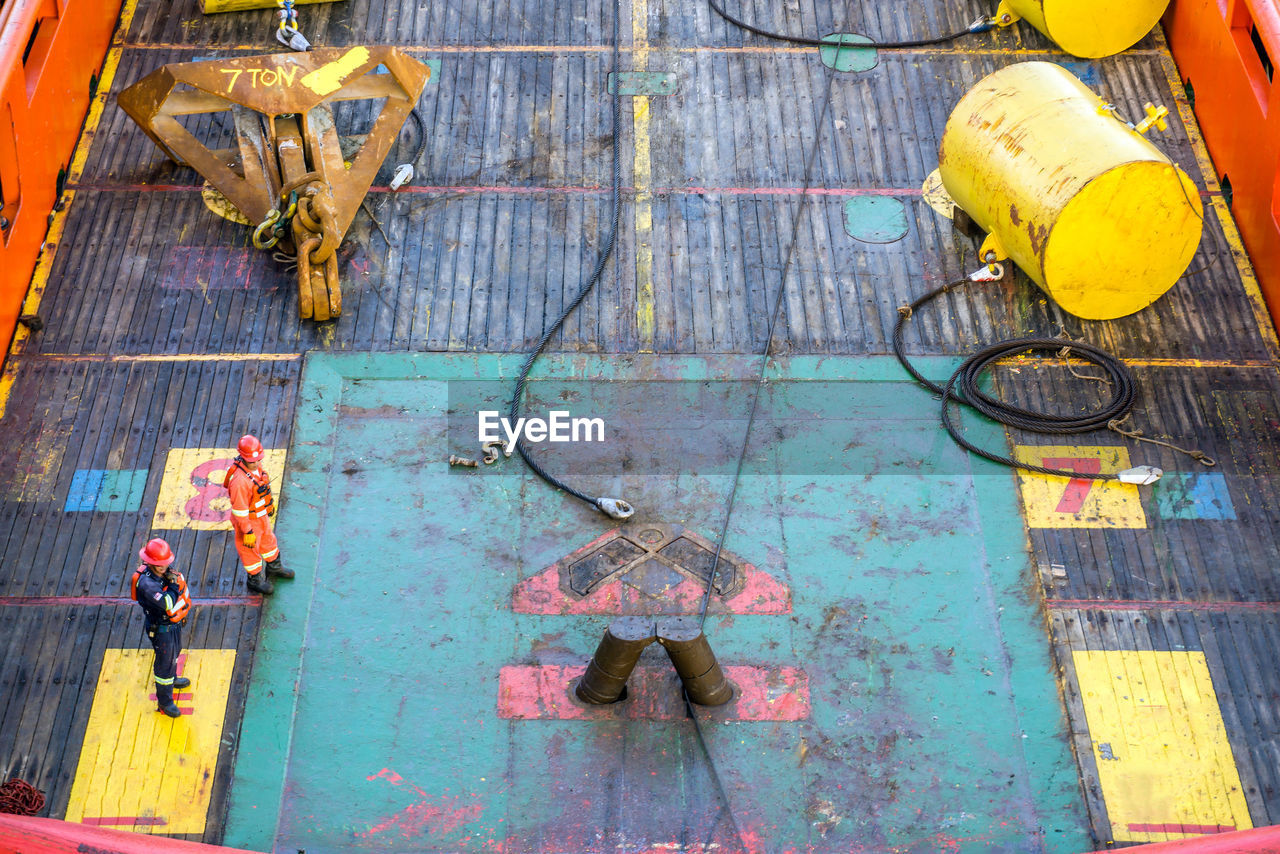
[10,352,303,362]
[119,42,1164,57]
[633,0,656,352]
[1001,356,1275,369]
[1073,650,1251,843]
[65,649,236,835]
[1156,51,1280,360]
[0,0,141,421]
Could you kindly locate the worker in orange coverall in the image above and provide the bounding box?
[223,434,293,595]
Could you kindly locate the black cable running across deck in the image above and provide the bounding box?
[706,0,993,48]
[893,276,1139,481]
[506,0,625,517]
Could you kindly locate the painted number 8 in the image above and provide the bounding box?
[184,457,234,523]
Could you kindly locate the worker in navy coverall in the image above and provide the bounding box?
[132,538,193,718]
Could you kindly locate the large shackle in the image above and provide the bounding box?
[938,62,1202,320]
[995,0,1171,58]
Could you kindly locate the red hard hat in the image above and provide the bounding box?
[139,537,175,567]
[237,434,264,463]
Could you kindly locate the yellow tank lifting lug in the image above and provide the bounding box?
[117,47,432,321]
[994,0,1021,27]
[978,232,1010,268]
[1133,103,1170,135]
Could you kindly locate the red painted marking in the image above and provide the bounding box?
[1,596,259,606]
[149,693,193,701]
[69,180,931,199]
[81,817,168,826]
[1046,599,1280,612]
[363,769,481,840]
[1041,457,1103,513]
[1126,823,1236,835]
[497,664,809,721]
[514,564,790,615]
[68,183,200,192]
[186,457,236,523]
[661,185,925,197]
[161,247,260,290]
[513,530,790,616]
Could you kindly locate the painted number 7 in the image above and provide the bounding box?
[1041,457,1103,514]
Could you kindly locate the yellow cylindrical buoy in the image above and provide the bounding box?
[939,62,1202,320]
[997,0,1170,58]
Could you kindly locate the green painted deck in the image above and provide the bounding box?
[223,353,1089,852]
[2,0,1280,851]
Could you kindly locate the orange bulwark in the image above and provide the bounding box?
[0,0,123,352]
[1165,0,1280,326]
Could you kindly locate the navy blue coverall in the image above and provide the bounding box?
[134,568,188,708]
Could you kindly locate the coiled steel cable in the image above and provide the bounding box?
[893,277,1138,481]
[506,0,629,518]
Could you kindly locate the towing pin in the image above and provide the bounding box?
[656,617,733,706]
[575,617,656,704]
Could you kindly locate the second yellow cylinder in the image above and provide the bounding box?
[999,0,1170,58]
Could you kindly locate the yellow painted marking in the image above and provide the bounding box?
[12,352,303,362]
[199,0,331,12]
[1155,53,1280,357]
[3,427,70,502]
[65,649,236,835]
[152,447,288,531]
[302,46,371,96]
[1074,650,1251,843]
[1014,445,1146,529]
[632,0,656,352]
[1001,355,1275,369]
[922,168,954,220]
[201,183,252,225]
[125,42,1160,57]
[0,0,139,421]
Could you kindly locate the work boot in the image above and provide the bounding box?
[247,572,274,595]
[174,677,191,689]
[156,684,180,717]
[265,558,294,579]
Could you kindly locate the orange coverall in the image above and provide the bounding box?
[224,460,279,575]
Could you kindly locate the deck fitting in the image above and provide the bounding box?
[575,616,733,707]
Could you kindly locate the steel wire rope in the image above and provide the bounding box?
[691,40,854,627]
[706,0,993,48]
[679,12,869,852]
[892,275,1142,480]
[505,0,629,518]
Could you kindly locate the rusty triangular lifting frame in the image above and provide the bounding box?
[118,47,430,321]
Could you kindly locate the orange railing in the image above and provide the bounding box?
[1167,0,1280,330]
[0,0,123,351]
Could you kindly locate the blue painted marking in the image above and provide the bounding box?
[65,470,106,512]
[1057,61,1101,87]
[819,33,877,73]
[98,470,149,513]
[844,196,909,244]
[65,469,149,512]
[1153,472,1236,520]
